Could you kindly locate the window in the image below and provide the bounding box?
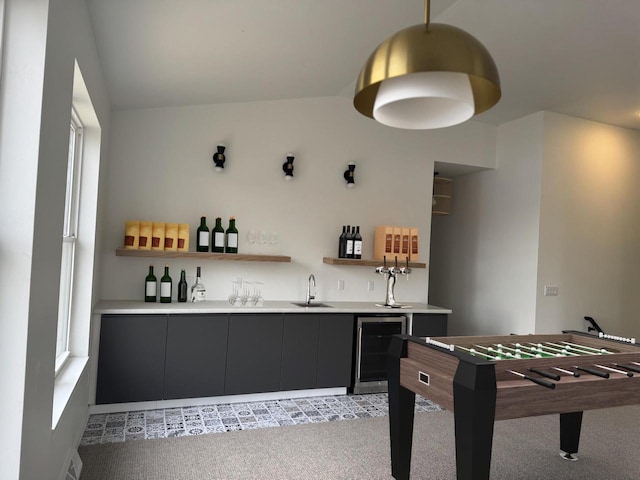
[55,108,83,374]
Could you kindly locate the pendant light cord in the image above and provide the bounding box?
[424,0,430,26]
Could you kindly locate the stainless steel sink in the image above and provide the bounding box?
[290,302,333,308]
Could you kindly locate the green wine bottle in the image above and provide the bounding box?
[225,217,238,254]
[212,217,225,253]
[145,265,157,302]
[196,216,210,252]
[160,264,172,303]
[177,269,188,302]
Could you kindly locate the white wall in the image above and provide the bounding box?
[429,113,544,335]
[536,113,640,338]
[430,111,640,340]
[0,0,110,479]
[100,98,496,305]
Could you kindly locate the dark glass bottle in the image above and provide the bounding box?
[353,226,363,259]
[212,217,225,253]
[196,216,210,252]
[225,217,238,254]
[145,265,157,302]
[160,264,172,303]
[338,225,347,258]
[177,269,188,302]
[345,225,354,258]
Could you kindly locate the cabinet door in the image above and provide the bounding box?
[225,314,283,395]
[96,314,168,404]
[281,314,320,391]
[317,314,354,388]
[164,314,229,400]
[411,313,448,337]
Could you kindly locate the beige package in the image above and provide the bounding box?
[138,221,152,250]
[177,224,190,251]
[400,227,410,262]
[373,225,394,261]
[409,227,419,261]
[164,223,179,251]
[123,220,140,249]
[392,227,402,257]
[151,222,165,250]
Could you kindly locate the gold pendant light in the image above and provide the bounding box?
[354,0,501,129]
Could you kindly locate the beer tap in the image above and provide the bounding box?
[375,256,411,307]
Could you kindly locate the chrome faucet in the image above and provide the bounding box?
[306,274,316,305]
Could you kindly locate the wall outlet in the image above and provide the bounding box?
[544,285,558,296]
[367,280,375,291]
[337,279,345,291]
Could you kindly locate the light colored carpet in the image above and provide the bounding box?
[79,405,640,479]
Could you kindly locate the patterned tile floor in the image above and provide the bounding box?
[81,393,442,446]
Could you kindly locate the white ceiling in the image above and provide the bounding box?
[86,0,640,131]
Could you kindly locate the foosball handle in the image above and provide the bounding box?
[529,367,561,381]
[524,375,556,389]
[576,366,609,378]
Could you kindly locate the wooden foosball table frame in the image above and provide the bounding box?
[388,331,640,480]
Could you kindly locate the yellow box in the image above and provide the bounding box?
[138,221,152,250]
[151,222,165,251]
[164,223,179,251]
[177,223,190,252]
[373,225,394,261]
[409,227,419,262]
[123,220,139,249]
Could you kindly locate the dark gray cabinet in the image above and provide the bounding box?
[317,314,353,388]
[96,314,168,404]
[163,314,229,400]
[411,313,447,337]
[225,314,284,395]
[281,314,320,390]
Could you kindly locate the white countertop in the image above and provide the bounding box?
[94,299,452,315]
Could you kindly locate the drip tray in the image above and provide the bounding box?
[375,304,413,308]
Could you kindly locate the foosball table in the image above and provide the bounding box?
[387,331,640,480]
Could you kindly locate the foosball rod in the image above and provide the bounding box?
[574,365,609,378]
[523,342,579,357]
[615,363,640,374]
[552,367,580,377]
[455,345,497,360]
[506,369,556,389]
[488,344,538,358]
[472,344,537,359]
[594,364,633,377]
[558,341,611,355]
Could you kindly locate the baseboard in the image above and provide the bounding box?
[89,387,347,414]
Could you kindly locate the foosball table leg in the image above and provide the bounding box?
[453,362,497,480]
[559,411,583,461]
[388,335,416,480]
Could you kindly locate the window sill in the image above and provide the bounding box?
[52,356,89,429]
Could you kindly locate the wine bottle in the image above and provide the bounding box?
[338,225,347,258]
[196,216,210,252]
[160,264,172,303]
[190,266,206,302]
[225,216,238,254]
[212,217,225,253]
[345,225,354,258]
[145,265,157,302]
[354,226,363,259]
[177,269,188,302]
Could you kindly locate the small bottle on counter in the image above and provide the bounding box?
[354,226,362,259]
[191,266,206,302]
[225,216,238,254]
[145,265,157,302]
[177,269,188,302]
[196,216,210,252]
[338,225,347,258]
[212,217,225,253]
[160,264,172,303]
[345,225,354,258]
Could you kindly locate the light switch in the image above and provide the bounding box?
[544,285,558,296]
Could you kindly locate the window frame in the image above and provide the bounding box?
[55,108,84,375]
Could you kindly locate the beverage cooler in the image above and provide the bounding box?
[353,315,406,394]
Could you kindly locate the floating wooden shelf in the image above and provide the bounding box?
[116,248,291,263]
[323,257,426,268]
